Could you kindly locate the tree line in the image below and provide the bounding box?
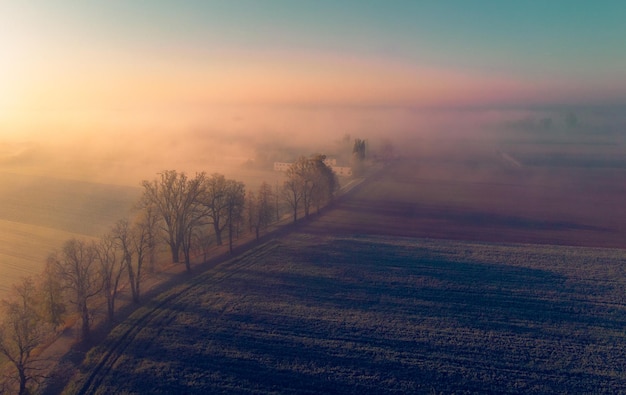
[0,154,339,395]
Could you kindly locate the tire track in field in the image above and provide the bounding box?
[73,167,382,394]
[76,241,281,395]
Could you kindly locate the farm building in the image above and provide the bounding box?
[273,159,352,177]
[273,162,292,171]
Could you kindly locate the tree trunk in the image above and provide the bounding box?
[107,296,115,322]
[131,282,139,303]
[170,243,180,263]
[126,256,139,303]
[134,277,141,304]
[18,366,27,395]
[228,224,234,254]
[183,248,192,273]
[130,274,139,303]
[81,302,90,340]
[213,223,223,246]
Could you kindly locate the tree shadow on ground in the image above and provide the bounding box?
[78,236,626,394]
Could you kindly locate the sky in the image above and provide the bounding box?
[2,1,626,115]
[1,1,626,292]
[1,1,626,180]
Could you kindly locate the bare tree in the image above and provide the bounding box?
[50,238,101,340]
[282,161,305,223]
[310,154,338,214]
[130,206,159,299]
[111,219,136,303]
[141,170,207,266]
[248,182,274,240]
[142,204,160,274]
[201,173,231,246]
[283,155,337,221]
[193,227,213,263]
[246,190,258,237]
[258,182,275,227]
[38,262,66,329]
[225,180,246,253]
[353,138,366,161]
[350,138,368,175]
[273,183,282,222]
[111,211,157,304]
[0,278,53,395]
[180,198,210,272]
[94,235,125,322]
[293,156,316,218]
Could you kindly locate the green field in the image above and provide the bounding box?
[68,233,626,394]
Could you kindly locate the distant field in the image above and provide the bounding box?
[0,167,287,298]
[0,172,141,235]
[311,153,626,249]
[0,220,86,295]
[0,172,141,298]
[69,233,626,394]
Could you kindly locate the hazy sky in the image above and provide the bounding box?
[1,2,625,292]
[2,0,626,119]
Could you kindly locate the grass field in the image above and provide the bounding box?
[68,233,626,394]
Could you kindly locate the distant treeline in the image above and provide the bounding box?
[0,151,357,395]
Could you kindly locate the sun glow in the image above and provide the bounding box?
[0,39,20,117]
[0,10,39,128]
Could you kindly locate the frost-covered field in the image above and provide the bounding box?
[70,233,626,394]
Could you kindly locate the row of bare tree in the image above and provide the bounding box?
[283,154,338,222]
[0,154,338,394]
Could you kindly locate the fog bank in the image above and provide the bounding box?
[1,106,625,186]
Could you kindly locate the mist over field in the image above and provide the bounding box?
[2,105,625,185]
[1,105,625,298]
[4,2,626,392]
